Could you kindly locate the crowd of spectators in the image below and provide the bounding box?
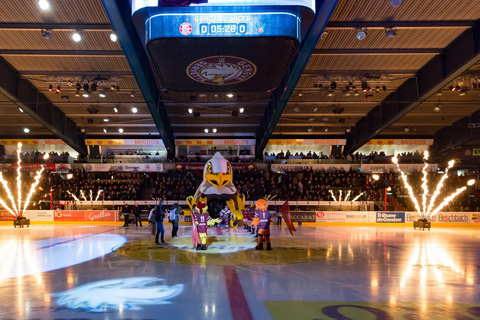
[20,150,71,163]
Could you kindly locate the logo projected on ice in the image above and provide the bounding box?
[179,22,192,35]
[187,56,257,86]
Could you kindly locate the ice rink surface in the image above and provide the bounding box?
[0,223,479,320]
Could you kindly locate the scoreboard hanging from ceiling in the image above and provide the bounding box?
[131,0,316,92]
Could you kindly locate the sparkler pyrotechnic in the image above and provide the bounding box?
[68,189,103,202]
[329,190,363,202]
[392,155,474,219]
[0,143,45,217]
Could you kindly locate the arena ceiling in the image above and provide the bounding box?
[0,0,479,157]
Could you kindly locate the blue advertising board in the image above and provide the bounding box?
[146,11,301,39]
[376,212,405,223]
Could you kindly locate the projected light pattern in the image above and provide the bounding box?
[392,152,474,219]
[51,277,184,312]
[329,190,364,202]
[0,234,127,281]
[0,143,45,217]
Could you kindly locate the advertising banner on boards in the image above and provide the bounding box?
[272,164,351,172]
[361,163,438,173]
[82,163,163,172]
[291,211,316,222]
[376,212,405,223]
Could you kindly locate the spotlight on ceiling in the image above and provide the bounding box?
[327,91,334,97]
[459,91,466,96]
[353,91,360,96]
[188,108,193,114]
[82,93,89,98]
[110,33,117,42]
[99,92,106,98]
[23,128,30,133]
[433,104,441,112]
[313,107,318,112]
[324,127,328,132]
[118,128,124,133]
[80,128,86,133]
[346,128,352,133]
[226,93,234,98]
[103,118,109,122]
[436,91,442,96]
[213,128,217,133]
[19,108,23,113]
[41,29,52,39]
[239,107,245,113]
[131,107,138,113]
[404,127,410,132]
[204,128,209,133]
[330,81,337,90]
[130,92,135,98]
[356,28,367,40]
[384,27,397,37]
[38,0,50,10]
[48,84,53,92]
[308,128,313,132]
[113,107,118,113]
[72,31,82,42]
[390,0,402,7]
[103,128,107,133]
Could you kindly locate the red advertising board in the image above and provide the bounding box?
[0,211,15,221]
[84,210,118,222]
[53,210,119,222]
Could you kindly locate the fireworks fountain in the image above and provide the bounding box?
[392,151,475,222]
[329,189,364,202]
[0,143,46,225]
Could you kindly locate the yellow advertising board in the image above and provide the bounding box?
[175,139,213,146]
[473,148,480,156]
[85,139,125,146]
[267,139,304,146]
[0,139,40,145]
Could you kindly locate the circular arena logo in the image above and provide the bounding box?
[179,22,192,36]
[186,56,257,86]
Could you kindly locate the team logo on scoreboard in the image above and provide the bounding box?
[179,22,192,36]
[186,56,257,86]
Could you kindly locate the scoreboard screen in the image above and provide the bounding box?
[146,11,301,39]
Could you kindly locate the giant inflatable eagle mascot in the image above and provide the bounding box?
[187,152,245,227]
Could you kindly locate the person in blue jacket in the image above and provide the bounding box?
[155,199,167,245]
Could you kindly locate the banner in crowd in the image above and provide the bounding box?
[175,139,213,146]
[82,163,163,172]
[360,163,438,173]
[267,139,346,146]
[53,210,119,222]
[271,164,351,172]
[85,139,165,146]
[0,139,68,146]
[366,139,434,146]
[175,163,254,171]
[0,163,71,172]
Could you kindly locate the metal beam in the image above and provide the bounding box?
[101,0,174,156]
[326,21,475,29]
[255,0,339,156]
[0,57,87,156]
[431,109,480,156]
[312,49,441,55]
[0,23,112,31]
[344,19,480,155]
[302,70,417,76]
[0,50,124,57]
[18,71,134,76]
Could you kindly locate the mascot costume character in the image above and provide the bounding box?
[192,201,219,250]
[187,152,245,227]
[254,199,273,250]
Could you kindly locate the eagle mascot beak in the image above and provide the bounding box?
[206,172,232,187]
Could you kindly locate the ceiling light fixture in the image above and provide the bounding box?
[103,128,107,133]
[72,31,82,42]
[113,107,118,113]
[212,128,217,133]
[19,108,23,113]
[131,107,138,113]
[226,93,234,98]
[110,33,117,42]
[204,128,209,133]
[82,93,89,98]
[118,128,124,133]
[324,127,328,132]
[23,128,30,133]
[404,127,410,132]
[103,118,109,122]
[433,104,441,112]
[356,28,367,40]
[346,128,351,133]
[239,107,245,113]
[38,0,50,10]
[308,128,313,132]
[130,92,135,98]
[327,91,334,97]
[188,108,193,114]
[99,92,106,98]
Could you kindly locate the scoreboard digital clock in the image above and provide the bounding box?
[146,11,301,40]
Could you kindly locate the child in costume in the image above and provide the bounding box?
[218,205,232,230]
[192,201,219,250]
[254,199,273,250]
